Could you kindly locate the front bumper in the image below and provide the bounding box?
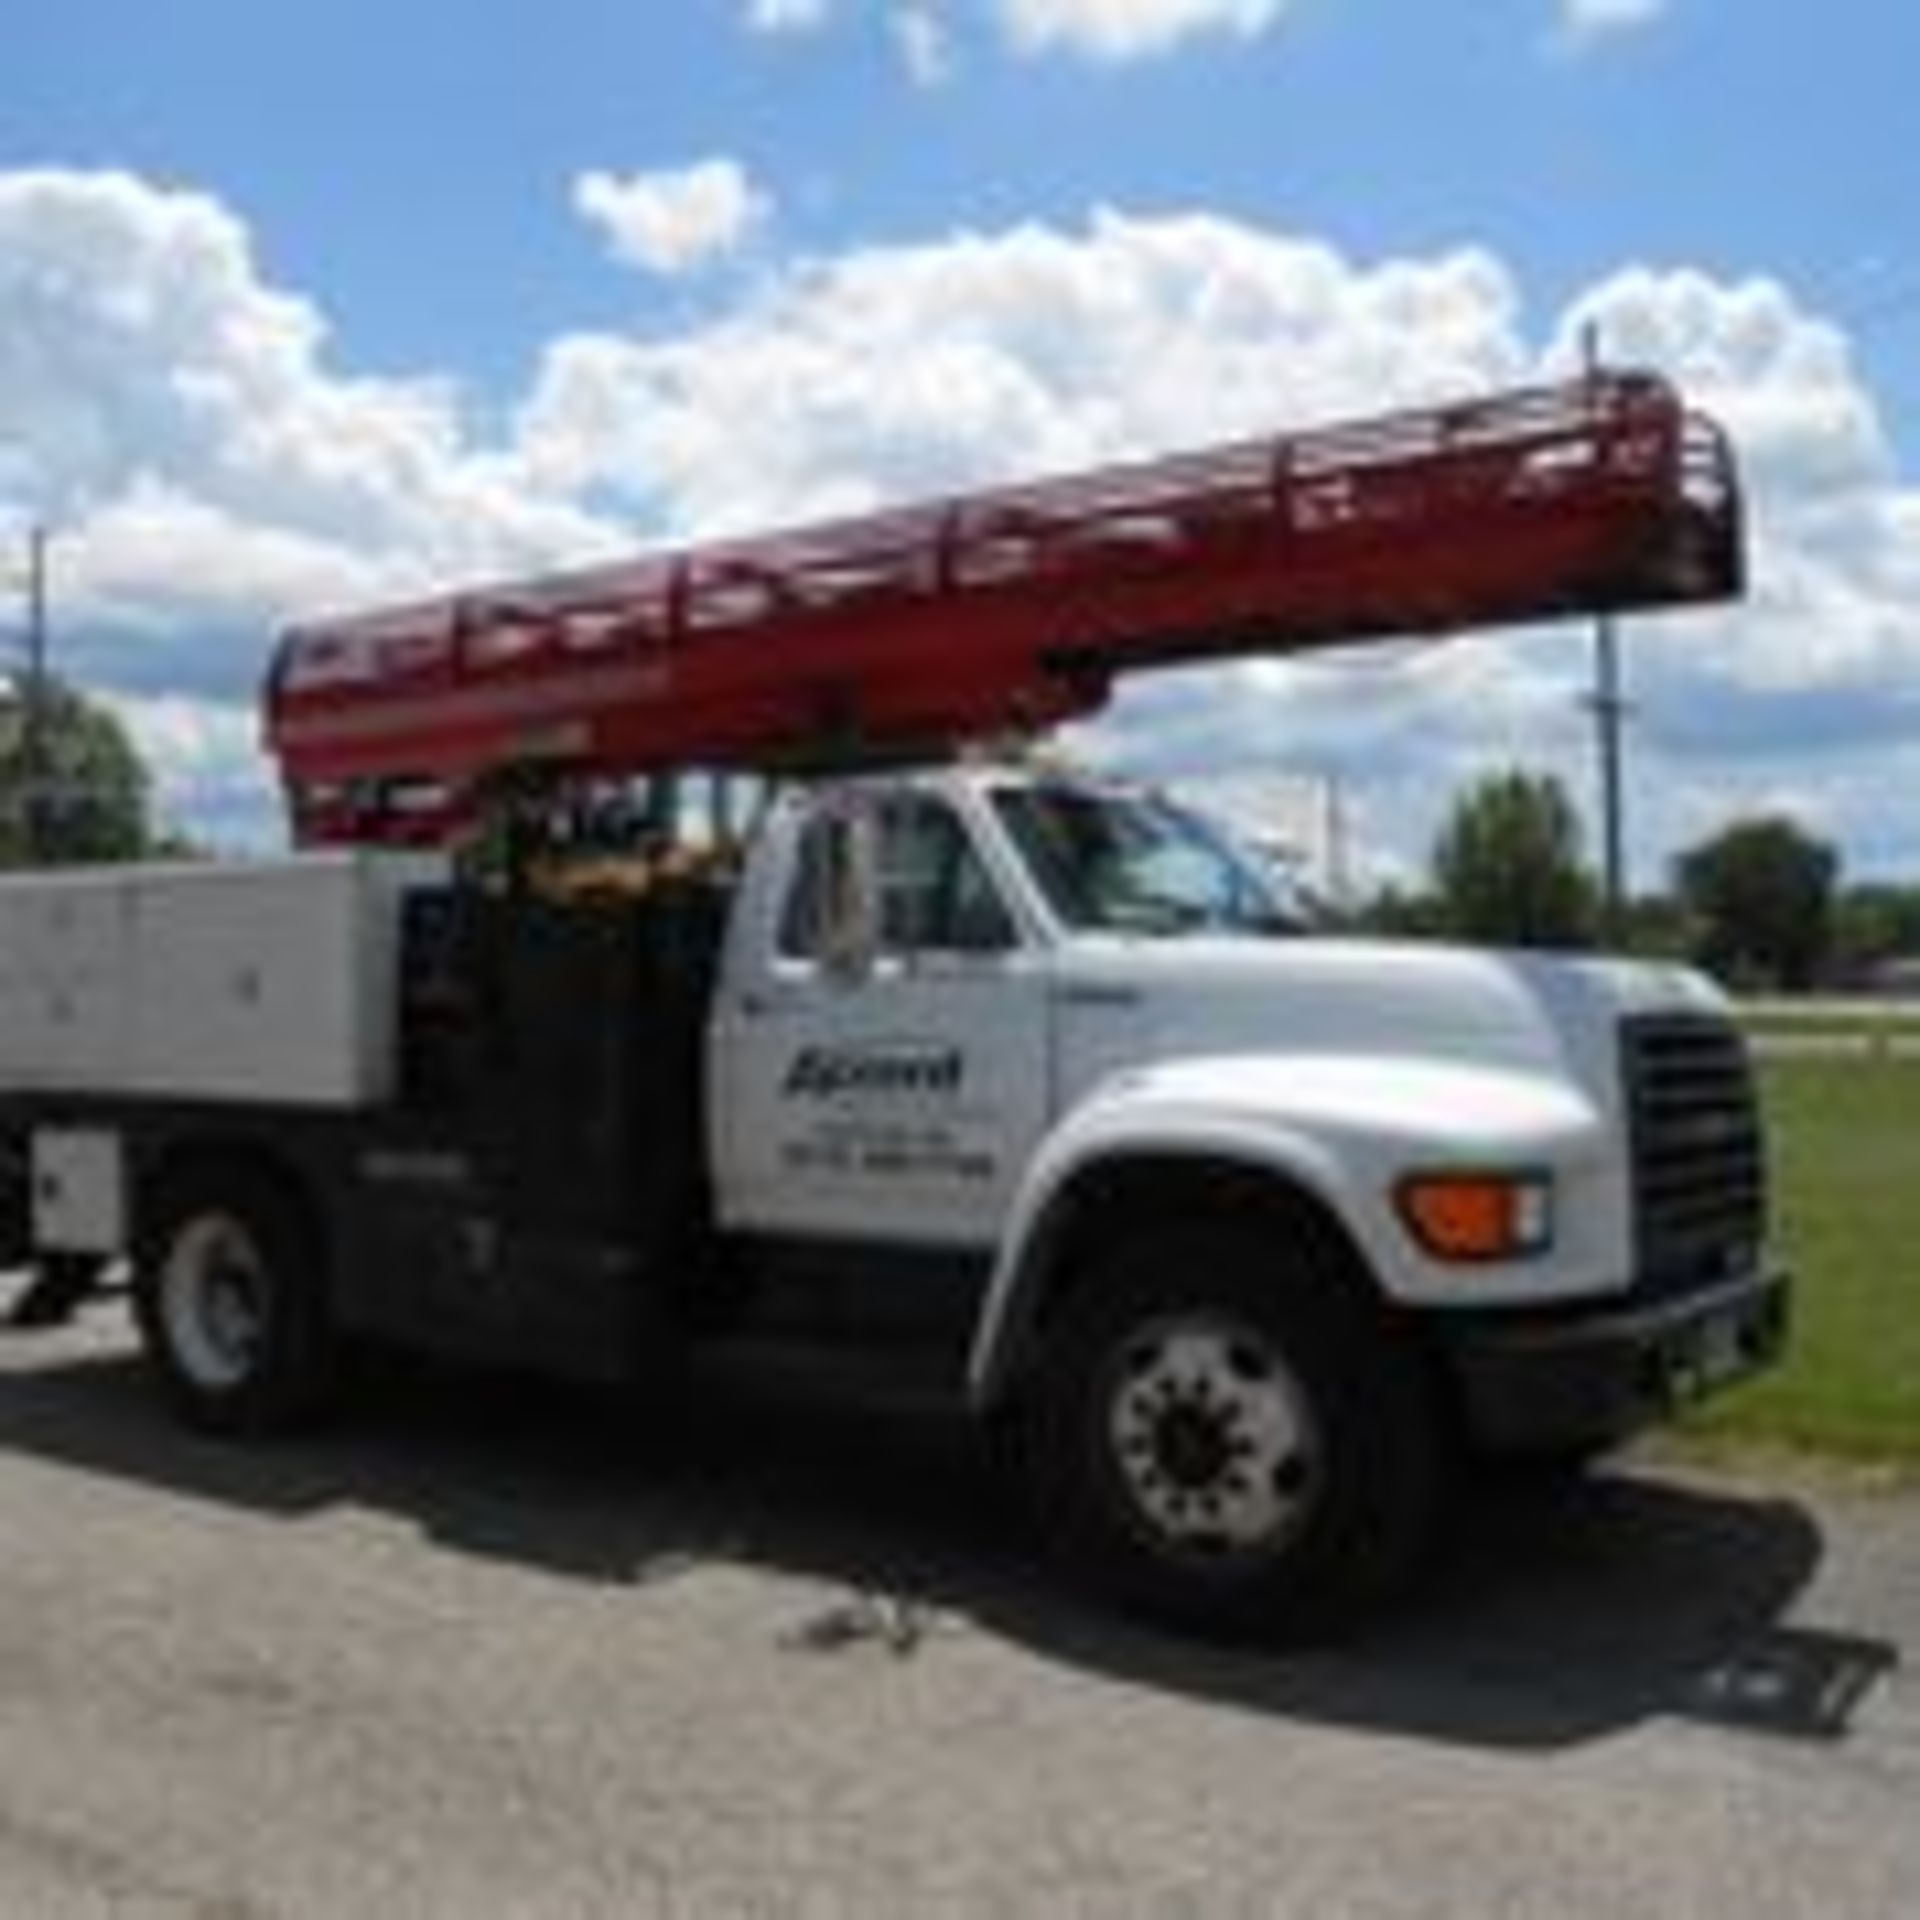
[1439,1262,1791,1455]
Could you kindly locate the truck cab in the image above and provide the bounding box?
[717,765,1770,1334]
[706,763,1786,1629]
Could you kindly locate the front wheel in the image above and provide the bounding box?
[1030,1225,1446,1640]
[133,1166,338,1435]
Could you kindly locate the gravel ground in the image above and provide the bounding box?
[1,1295,1915,1919]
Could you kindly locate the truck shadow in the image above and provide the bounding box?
[0,1319,1893,1756]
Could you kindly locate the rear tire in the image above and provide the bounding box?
[1030,1222,1446,1641]
[133,1165,338,1435]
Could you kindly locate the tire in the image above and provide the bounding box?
[1029,1222,1446,1641]
[132,1164,338,1435]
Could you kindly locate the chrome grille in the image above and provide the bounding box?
[1621,1013,1766,1292]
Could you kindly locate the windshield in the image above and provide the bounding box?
[992,782,1306,937]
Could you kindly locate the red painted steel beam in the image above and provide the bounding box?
[265,371,1741,843]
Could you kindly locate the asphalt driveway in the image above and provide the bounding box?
[0,1294,1913,1918]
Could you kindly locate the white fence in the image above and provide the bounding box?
[1738,998,1920,1061]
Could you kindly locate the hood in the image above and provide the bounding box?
[1052,932,1728,1109]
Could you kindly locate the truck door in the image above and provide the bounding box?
[714,789,1050,1249]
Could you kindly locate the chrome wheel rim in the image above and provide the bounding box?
[1105,1311,1321,1561]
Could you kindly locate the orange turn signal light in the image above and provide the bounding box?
[1396,1173,1553,1264]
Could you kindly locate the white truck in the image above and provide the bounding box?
[0,762,1786,1635]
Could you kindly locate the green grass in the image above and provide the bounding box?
[1740,1015,1920,1045]
[1682,1053,1920,1462]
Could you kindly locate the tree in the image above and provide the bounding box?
[1831,882,1920,984]
[1351,882,1446,940]
[0,676,153,865]
[1674,815,1838,992]
[1430,769,1596,949]
[1617,891,1694,963]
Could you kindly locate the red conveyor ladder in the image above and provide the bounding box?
[265,370,1741,844]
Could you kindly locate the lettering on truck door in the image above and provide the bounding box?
[717,790,1051,1248]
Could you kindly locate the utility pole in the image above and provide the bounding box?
[1581,323,1628,941]
[22,524,51,864]
[1322,770,1349,914]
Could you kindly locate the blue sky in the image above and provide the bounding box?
[4,1,1919,881]
[14,2,1915,397]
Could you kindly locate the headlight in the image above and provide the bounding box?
[1394,1171,1554,1263]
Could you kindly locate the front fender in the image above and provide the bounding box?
[967,1053,1622,1408]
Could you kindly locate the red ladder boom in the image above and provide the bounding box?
[266,370,1742,844]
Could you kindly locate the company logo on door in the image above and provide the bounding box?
[783,1041,965,1101]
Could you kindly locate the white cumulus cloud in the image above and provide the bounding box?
[743,0,833,33]
[741,0,833,30]
[997,0,1287,62]
[0,167,618,846]
[893,4,957,85]
[572,159,771,277]
[740,0,1287,76]
[520,211,1920,879]
[5,165,1917,880]
[0,169,611,642]
[1557,0,1670,49]
[105,691,281,851]
[519,211,1521,536]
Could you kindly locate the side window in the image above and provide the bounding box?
[777,796,1016,963]
[779,807,866,963]
[878,797,1017,955]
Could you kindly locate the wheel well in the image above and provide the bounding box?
[135,1137,324,1269]
[989,1154,1407,1406]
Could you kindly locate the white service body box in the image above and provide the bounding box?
[0,853,446,1108]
